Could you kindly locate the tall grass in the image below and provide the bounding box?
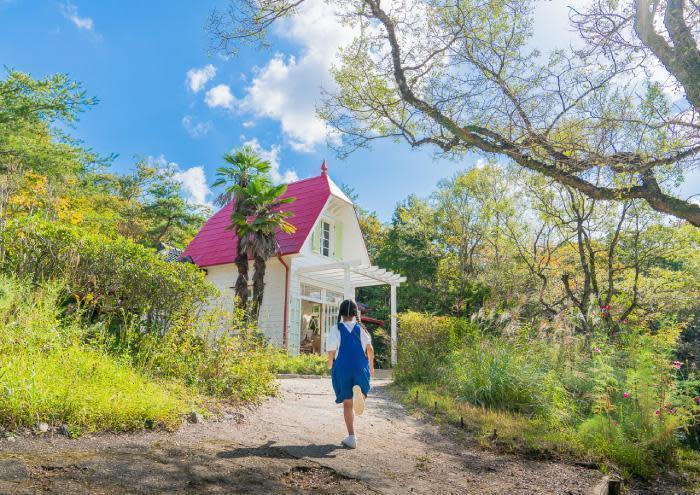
[94,299,279,403]
[0,277,191,433]
[395,312,700,477]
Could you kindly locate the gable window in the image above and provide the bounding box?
[320,221,331,257]
[312,218,342,259]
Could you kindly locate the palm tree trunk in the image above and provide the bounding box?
[251,254,266,320]
[234,238,250,311]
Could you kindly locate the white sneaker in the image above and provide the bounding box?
[342,435,357,449]
[352,385,365,416]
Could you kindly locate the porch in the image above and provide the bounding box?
[295,260,405,365]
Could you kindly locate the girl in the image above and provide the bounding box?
[326,299,374,449]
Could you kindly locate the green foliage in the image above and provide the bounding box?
[0,276,191,433]
[394,311,478,384]
[0,69,96,178]
[450,340,570,423]
[2,217,216,330]
[97,301,279,402]
[395,311,700,477]
[268,351,328,375]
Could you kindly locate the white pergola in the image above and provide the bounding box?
[296,260,406,365]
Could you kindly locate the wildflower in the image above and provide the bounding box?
[672,360,682,370]
[623,319,629,324]
[623,392,630,399]
[655,409,661,416]
[594,347,601,354]
[694,396,700,405]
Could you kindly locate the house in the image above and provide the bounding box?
[181,162,405,364]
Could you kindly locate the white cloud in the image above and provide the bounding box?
[60,2,97,34]
[174,166,211,207]
[182,115,212,138]
[205,84,236,109]
[238,0,355,152]
[186,64,216,93]
[147,155,212,207]
[243,138,299,184]
[242,120,256,128]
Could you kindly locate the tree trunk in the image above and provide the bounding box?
[234,238,250,312]
[251,254,266,321]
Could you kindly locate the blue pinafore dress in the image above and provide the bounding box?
[331,323,371,404]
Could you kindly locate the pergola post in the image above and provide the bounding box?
[343,266,354,301]
[390,283,397,366]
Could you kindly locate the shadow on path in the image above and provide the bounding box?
[217,440,346,461]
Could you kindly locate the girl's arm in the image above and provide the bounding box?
[366,345,375,376]
[327,351,336,369]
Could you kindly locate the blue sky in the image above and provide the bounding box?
[1,0,697,220]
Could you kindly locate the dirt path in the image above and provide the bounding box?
[0,378,604,494]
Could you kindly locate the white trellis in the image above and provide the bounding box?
[296,260,406,365]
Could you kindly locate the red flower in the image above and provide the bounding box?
[623,392,630,399]
[594,347,601,354]
[655,409,661,416]
[672,361,682,370]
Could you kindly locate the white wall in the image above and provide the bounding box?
[204,259,286,346]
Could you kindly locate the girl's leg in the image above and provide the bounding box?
[342,399,354,435]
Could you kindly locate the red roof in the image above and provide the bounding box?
[182,173,331,268]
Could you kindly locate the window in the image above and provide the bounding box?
[312,218,341,258]
[325,290,343,304]
[320,221,331,257]
[301,283,322,301]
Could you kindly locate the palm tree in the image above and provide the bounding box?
[212,146,270,307]
[212,146,296,319]
[232,177,295,319]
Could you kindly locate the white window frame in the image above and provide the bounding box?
[319,219,333,258]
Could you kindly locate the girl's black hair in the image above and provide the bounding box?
[337,299,358,324]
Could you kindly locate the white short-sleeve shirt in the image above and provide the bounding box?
[326,321,372,359]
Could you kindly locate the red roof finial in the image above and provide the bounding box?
[321,159,328,176]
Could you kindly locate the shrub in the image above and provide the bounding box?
[577,325,700,475]
[2,217,216,331]
[395,310,700,477]
[0,276,190,432]
[98,300,279,402]
[395,311,476,384]
[269,351,327,375]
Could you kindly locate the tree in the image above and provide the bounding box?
[0,70,95,259]
[376,195,444,314]
[233,176,295,318]
[433,164,519,316]
[513,171,694,335]
[212,146,295,318]
[209,0,700,226]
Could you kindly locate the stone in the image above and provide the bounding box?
[188,412,205,424]
[58,423,70,436]
[37,422,50,433]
